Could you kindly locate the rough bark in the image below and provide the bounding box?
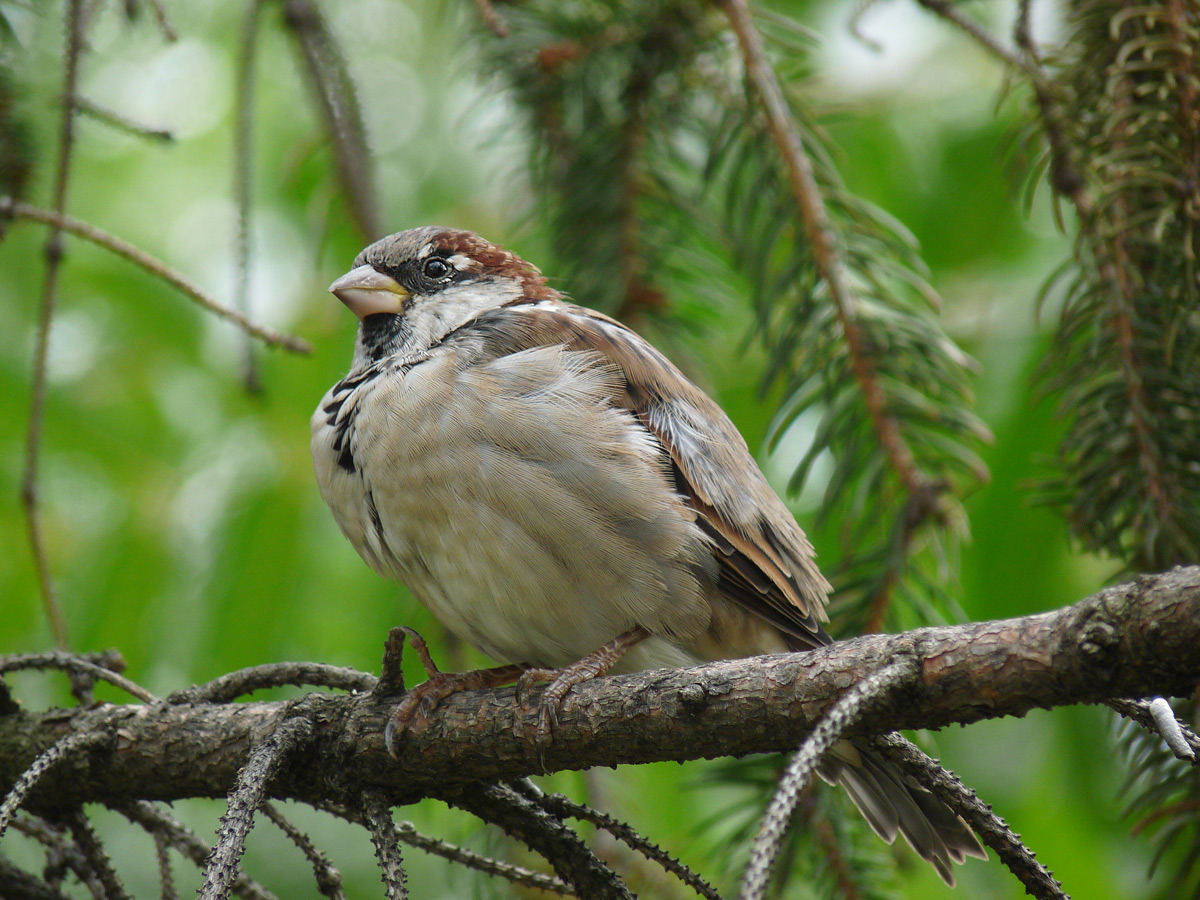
[2,566,1198,814]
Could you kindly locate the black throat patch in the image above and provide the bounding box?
[359,313,412,362]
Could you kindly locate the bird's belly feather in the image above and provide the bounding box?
[313,346,717,668]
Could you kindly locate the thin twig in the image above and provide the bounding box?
[75,96,173,141]
[0,855,78,900]
[198,716,313,900]
[1107,697,1200,763]
[1,198,312,353]
[281,0,380,242]
[153,831,180,900]
[398,817,573,895]
[167,661,376,704]
[521,782,722,900]
[0,729,111,838]
[62,808,131,900]
[318,799,573,895]
[12,813,108,899]
[120,802,277,900]
[913,0,1039,76]
[0,651,157,703]
[23,0,85,654]
[847,0,884,53]
[738,657,914,900]
[875,733,1068,900]
[720,0,924,499]
[233,0,264,393]
[445,782,635,900]
[473,0,510,37]
[140,0,178,42]
[260,802,346,900]
[361,792,409,900]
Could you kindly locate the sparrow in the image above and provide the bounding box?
[312,226,986,884]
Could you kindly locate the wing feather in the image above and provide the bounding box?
[457,299,833,650]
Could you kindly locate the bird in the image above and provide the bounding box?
[312,226,987,885]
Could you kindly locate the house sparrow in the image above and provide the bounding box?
[313,226,986,884]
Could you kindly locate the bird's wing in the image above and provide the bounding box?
[461,300,833,651]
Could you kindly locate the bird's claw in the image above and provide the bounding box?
[383,662,529,757]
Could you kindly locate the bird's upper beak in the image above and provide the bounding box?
[328,265,411,319]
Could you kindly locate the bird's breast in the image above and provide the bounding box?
[312,345,718,668]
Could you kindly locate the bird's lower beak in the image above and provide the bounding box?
[328,265,411,319]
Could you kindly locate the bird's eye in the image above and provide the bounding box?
[422,258,452,280]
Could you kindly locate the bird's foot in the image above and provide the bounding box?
[382,628,526,756]
[516,627,650,759]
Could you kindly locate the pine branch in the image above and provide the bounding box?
[1032,0,1200,569]
[3,567,1198,811]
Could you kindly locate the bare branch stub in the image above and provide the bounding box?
[444,782,634,900]
[62,807,131,900]
[167,661,376,705]
[1,651,156,704]
[362,792,410,900]
[197,716,314,900]
[523,781,723,900]
[120,802,277,900]
[739,657,915,900]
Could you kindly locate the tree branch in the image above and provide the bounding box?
[2,567,1199,811]
[0,197,312,354]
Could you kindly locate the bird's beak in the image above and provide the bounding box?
[328,265,411,319]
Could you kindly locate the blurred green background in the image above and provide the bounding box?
[0,0,1151,897]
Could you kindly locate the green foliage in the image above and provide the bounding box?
[1119,708,1200,898]
[701,39,989,636]
[1021,2,1200,895]
[1038,0,1200,571]
[479,0,991,643]
[1,0,1193,897]
[479,0,723,318]
[0,64,33,202]
[698,755,903,900]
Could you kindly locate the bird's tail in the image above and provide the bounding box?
[817,739,987,886]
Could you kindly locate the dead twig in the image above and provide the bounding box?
[120,802,277,900]
[1,198,312,353]
[167,661,376,704]
[198,716,314,900]
[23,0,85,654]
[0,729,111,838]
[361,792,409,900]
[261,802,346,900]
[738,657,915,900]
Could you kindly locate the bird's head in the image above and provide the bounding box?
[329,227,555,355]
